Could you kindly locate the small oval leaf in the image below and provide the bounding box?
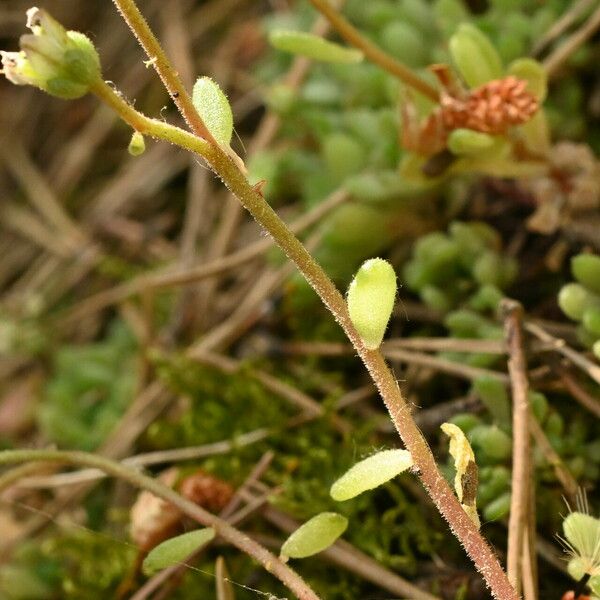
[347,258,397,349]
[330,449,413,501]
[572,253,600,295]
[449,24,503,88]
[142,528,215,575]
[269,30,363,63]
[192,77,233,146]
[447,128,497,157]
[507,58,547,101]
[280,512,347,559]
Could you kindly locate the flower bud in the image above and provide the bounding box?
[128,131,146,156]
[1,8,101,99]
[347,258,397,349]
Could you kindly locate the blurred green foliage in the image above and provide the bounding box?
[38,320,137,451]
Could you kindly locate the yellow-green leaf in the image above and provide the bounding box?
[192,76,233,146]
[347,258,397,349]
[449,24,503,88]
[441,422,480,527]
[280,513,348,559]
[447,129,497,157]
[508,57,547,101]
[330,449,413,501]
[142,528,215,575]
[269,30,363,63]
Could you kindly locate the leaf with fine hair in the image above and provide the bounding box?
[192,76,233,146]
[347,258,397,350]
[330,449,413,501]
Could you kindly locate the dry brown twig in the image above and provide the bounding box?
[525,321,600,386]
[502,299,533,597]
[543,3,600,76]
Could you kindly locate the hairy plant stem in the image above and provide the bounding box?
[0,449,320,600]
[110,0,217,145]
[90,76,517,599]
[307,0,439,102]
[94,1,518,595]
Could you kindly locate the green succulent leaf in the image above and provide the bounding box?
[268,30,363,63]
[572,254,600,295]
[449,23,503,88]
[508,57,547,101]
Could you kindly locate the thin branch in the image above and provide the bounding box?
[131,452,276,600]
[0,449,320,600]
[59,188,348,323]
[529,416,578,501]
[543,4,600,76]
[558,367,600,419]
[502,299,531,596]
[532,0,596,56]
[110,0,217,144]
[90,7,517,596]
[307,0,439,101]
[525,321,600,386]
[280,341,510,382]
[17,429,270,489]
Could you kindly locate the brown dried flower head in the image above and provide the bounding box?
[130,468,234,551]
[179,469,234,513]
[440,76,539,135]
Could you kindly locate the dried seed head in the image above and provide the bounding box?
[130,468,234,551]
[130,468,182,551]
[441,76,539,135]
[178,469,234,513]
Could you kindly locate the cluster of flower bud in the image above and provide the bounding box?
[1,7,100,99]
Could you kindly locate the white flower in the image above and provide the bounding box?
[1,7,100,99]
